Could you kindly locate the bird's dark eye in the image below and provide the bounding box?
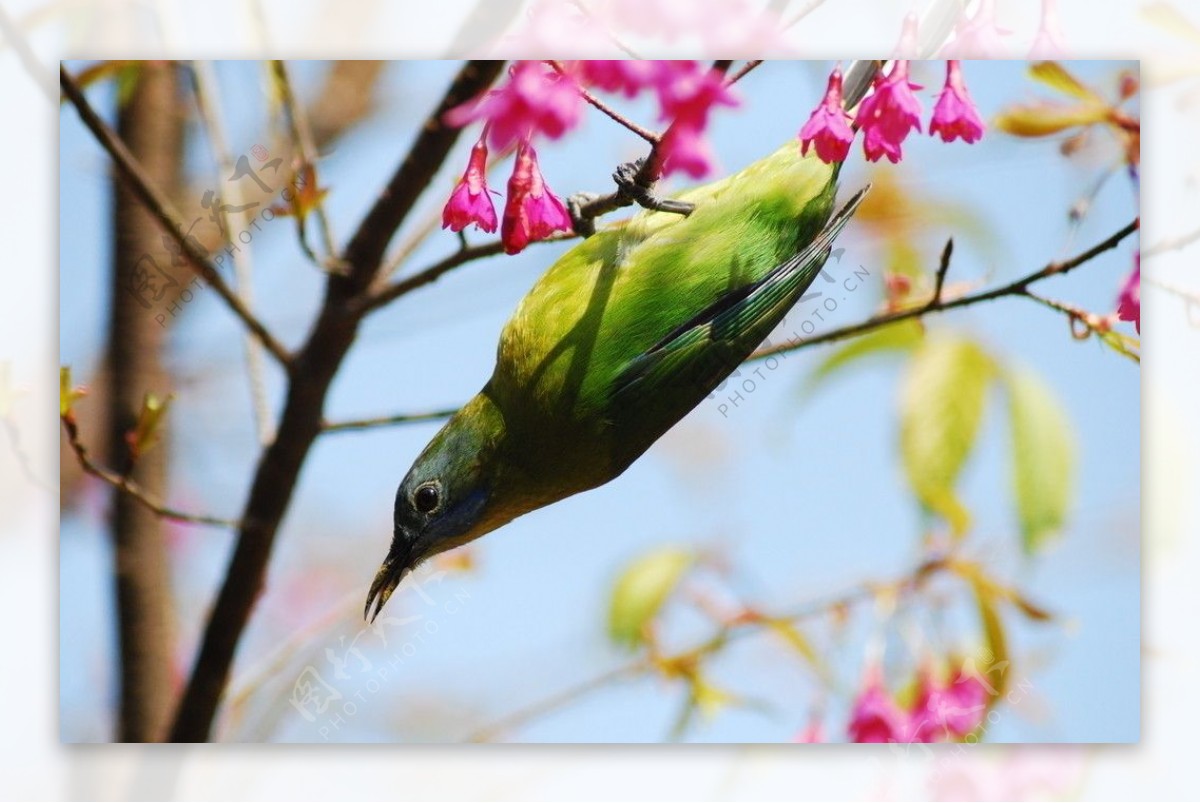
[414,483,441,514]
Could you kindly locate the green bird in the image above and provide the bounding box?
[366,143,866,620]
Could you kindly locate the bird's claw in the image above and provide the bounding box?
[612,159,695,217]
[568,191,601,238]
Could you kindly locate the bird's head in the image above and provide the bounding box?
[365,391,510,621]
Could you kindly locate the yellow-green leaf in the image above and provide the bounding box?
[802,319,924,398]
[994,102,1110,137]
[1028,61,1105,103]
[899,336,995,536]
[608,547,694,649]
[967,571,1010,701]
[59,367,87,417]
[126,392,174,460]
[1004,367,1076,554]
[1097,328,1141,362]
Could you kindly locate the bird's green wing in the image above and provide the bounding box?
[603,186,869,459]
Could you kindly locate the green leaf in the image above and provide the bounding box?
[1004,367,1075,554]
[994,102,1110,137]
[1097,328,1141,362]
[1028,61,1105,103]
[126,392,173,461]
[953,561,1011,702]
[608,547,694,649]
[802,319,924,398]
[59,366,86,417]
[898,336,995,536]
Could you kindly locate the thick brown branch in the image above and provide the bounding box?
[166,60,506,743]
[59,65,293,369]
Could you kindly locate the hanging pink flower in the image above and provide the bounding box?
[942,0,1011,59]
[847,674,907,743]
[893,11,921,59]
[441,135,498,234]
[446,60,583,150]
[941,666,990,737]
[1117,255,1140,332]
[653,61,739,178]
[930,61,986,144]
[1028,0,1067,59]
[501,139,573,255]
[655,61,739,127]
[798,67,855,164]
[659,121,717,178]
[855,61,923,163]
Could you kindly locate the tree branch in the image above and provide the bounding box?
[750,217,1139,362]
[62,414,237,529]
[362,232,576,314]
[321,408,459,433]
[59,64,293,369]
[166,59,505,743]
[339,60,506,291]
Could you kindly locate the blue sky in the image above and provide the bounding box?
[59,60,1139,743]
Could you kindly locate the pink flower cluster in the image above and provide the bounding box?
[442,60,739,254]
[800,663,990,744]
[798,60,985,166]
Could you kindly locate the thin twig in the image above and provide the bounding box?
[270,59,343,272]
[782,0,832,30]
[59,64,293,369]
[1145,225,1200,256]
[321,408,459,433]
[928,237,954,308]
[464,557,949,743]
[61,414,237,529]
[189,61,276,445]
[361,232,576,314]
[750,218,1139,362]
[566,0,643,58]
[466,662,648,742]
[725,60,763,85]
[549,61,659,143]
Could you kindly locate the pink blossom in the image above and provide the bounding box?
[441,136,498,234]
[798,67,855,164]
[941,667,990,737]
[941,0,1011,59]
[446,61,583,150]
[655,61,739,128]
[1028,0,1067,59]
[659,120,718,178]
[930,61,986,144]
[855,61,923,163]
[575,59,668,98]
[501,140,573,255]
[1117,255,1140,332]
[893,12,921,59]
[848,677,907,743]
[654,63,737,178]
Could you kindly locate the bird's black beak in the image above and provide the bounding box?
[364,532,415,622]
